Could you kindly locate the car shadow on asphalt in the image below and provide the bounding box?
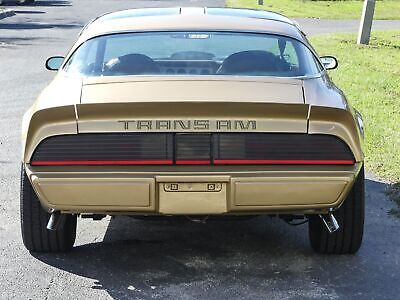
[0,36,50,47]
[32,178,399,299]
[34,215,315,298]
[11,10,45,14]
[0,22,81,29]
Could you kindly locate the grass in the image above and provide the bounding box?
[311,31,400,216]
[226,0,400,20]
[309,31,400,182]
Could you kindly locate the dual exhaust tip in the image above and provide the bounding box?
[46,211,65,231]
[319,210,340,233]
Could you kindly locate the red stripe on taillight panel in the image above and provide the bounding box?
[31,160,173,166]
[213,159,355,165]
[31,159,355,166]
[175,160,211,165]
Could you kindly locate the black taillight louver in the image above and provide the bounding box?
[31,133,355,166]
[31,133,174,165]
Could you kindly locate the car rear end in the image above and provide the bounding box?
[24,76,362,216]
[21,16,364,253]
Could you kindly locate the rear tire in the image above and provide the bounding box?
[20,165,77,252]
[308,166,364,254]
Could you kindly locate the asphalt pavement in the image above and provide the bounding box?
[295,18,400,35]
[0,1,399,299]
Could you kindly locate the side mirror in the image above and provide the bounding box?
[45,56,64,71]
[320,56,338,70]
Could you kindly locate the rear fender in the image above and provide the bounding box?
[23,106,77,163]
[308,106,363,162]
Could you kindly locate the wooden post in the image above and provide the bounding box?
[357,0,376,45]
[258,0,264,5]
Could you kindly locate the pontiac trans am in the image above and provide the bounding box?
[21,7,365,254]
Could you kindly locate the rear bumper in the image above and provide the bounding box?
[25,164,362,215]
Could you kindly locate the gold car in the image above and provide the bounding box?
[21,7,365,254]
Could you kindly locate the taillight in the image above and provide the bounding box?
[213,133,354,165]
[31,133,355,166]
[175,134,211,165]
[31,133,174,166]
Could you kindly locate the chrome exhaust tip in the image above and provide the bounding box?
[319,210,340,233]
[46,211,66,231]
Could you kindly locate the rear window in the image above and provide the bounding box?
[64,31,322,77]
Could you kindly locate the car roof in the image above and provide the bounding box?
[77,7,304,44]
[96,7,294,25]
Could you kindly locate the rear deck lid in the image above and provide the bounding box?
[77,77,308,134]
[80,76,305,104]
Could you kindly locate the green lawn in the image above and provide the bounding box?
[226,0,400,20]
[310,30,400,182]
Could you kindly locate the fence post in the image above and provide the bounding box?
[258,0,264,5]
[357,0,376,45]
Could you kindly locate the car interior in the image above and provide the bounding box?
[100,50,299,77]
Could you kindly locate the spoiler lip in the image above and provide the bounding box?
[80,76,305,105]
[82,75,304,85]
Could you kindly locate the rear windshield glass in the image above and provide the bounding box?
[64,31,322,77]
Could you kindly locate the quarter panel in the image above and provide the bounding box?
[303,76,348,109]
[23,106,78,163]
[308,106,363,162]
[33,74,82,111]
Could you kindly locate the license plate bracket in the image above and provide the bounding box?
[158,182,227,214]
